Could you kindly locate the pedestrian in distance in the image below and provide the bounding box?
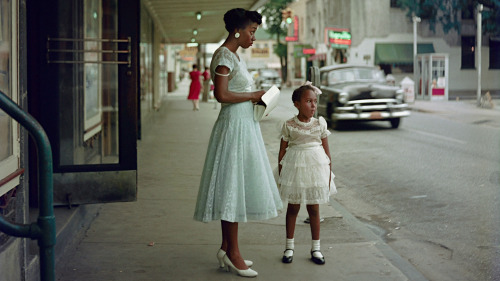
[193,8,283,278]
[187,64,202,110]
[202,66,210,102]
[276,82,337,265]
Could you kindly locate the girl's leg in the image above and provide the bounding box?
[307,204,325,264]
[194,99,200,110]
[306,204,320,240]
[286,203,301,238]
[283,204,300,263]
[221,220,248,270]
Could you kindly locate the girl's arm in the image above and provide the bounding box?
[321,137,332,188]
[213,65,265,104]
[321,137,331,162]
[278,138,288,175]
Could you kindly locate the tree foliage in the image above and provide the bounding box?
[260,0,294,81]
[397,0,500,36]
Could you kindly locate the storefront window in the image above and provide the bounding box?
[0,0,19,197]
[140,6,154,122]
[0,0,12,163]
[51,0,120,166]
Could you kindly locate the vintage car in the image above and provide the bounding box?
[255,69,282,90]
[317,65,410,129]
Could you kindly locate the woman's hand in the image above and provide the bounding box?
[250,90,266,103]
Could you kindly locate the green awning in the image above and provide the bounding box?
[374,43,434,64]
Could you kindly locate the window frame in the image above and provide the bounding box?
[0,0,20,197]
[489,38,500,70]
[461,36,476,69]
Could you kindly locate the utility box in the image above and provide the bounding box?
[400,76,415,103]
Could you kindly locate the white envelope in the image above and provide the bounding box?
[254,85,280,121]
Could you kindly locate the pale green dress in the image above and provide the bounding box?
[193,47,283,223]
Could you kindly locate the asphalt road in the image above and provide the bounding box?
[261,87,500,281]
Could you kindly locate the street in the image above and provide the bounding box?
[261,88,500,281]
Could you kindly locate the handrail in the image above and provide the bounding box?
[0,90,55,281]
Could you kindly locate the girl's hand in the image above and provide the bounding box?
[250,90,266,103]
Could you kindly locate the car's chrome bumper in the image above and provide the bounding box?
[332,100,410,121]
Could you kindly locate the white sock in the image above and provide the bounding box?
[284,238,294,257]
[311,240,323,258]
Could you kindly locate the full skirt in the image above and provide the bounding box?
[193,101,283,222]
[278,145,337,205]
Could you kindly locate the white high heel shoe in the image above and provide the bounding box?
[223,255,258,278]
[217,249,253,268]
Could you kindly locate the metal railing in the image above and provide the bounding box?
[0,90,55,281]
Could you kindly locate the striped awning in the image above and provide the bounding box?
[307,53,327,61]
[375,43,435,64]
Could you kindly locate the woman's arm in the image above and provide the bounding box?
[213,65,265,104]
[278,138,288,175]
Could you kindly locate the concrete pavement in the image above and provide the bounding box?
[55,80,499,281]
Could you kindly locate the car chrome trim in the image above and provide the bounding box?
[332,110,411,121]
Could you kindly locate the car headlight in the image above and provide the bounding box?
[338,92,349,104]
[396,89,404,102]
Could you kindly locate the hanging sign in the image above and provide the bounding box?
[325,28,351,49]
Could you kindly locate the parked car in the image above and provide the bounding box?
[317,65,410,129]
[255,69,282,90]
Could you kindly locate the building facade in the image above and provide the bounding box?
[285,0,500,98]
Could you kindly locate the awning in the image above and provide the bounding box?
[374,43,434,64]
[307,53,327,61]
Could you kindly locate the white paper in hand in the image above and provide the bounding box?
[254,85,280,121]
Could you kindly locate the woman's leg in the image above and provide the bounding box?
[221,220,248,270]
[286,204,301,239]
[220,221,228,252]
[306,204,320,240]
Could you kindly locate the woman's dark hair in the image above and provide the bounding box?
[223,8,262,33]
[292,85,316,103]
[192,64,198,69]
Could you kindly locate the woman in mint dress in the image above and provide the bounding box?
[193,8,282,277]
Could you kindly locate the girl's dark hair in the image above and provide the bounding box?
[292,85,316,102]
[192,64,198,69]
[223,8,262,33]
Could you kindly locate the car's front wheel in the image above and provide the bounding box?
[389,118,400,128]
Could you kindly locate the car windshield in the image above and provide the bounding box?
[328,67,379,84]
[260,70,278,77]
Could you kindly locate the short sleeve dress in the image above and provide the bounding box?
[278,116,337,205]
[187,70,202,100]
[193,47,283,223]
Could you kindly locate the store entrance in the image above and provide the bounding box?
[27,0,139,205]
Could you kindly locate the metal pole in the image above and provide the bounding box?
[477,4,483,106]
[413,15,421,99]
[0,91,55,281]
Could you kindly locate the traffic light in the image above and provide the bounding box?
[282,8,293,24]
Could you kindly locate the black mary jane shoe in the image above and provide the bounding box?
[282,249,294,264]
[310,250,325,265]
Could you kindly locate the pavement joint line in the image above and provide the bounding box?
[330,199,430,281]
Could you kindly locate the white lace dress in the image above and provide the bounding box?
[278,116,337,205]
[193,47,283,223]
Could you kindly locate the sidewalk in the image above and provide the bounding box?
[55,81,430,281]
[409,98,500,128]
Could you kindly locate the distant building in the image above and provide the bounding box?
[285,0,499,98]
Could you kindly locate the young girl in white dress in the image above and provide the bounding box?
[277,82,336,265]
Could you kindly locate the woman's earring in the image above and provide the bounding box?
[235,32,240,39]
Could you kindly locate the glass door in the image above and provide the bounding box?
[28,0,139,205]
